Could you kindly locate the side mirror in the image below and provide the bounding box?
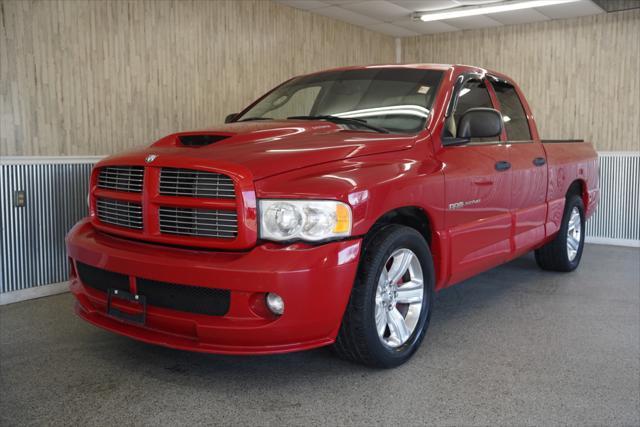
[457,107,503,139]
[225,113,238,123]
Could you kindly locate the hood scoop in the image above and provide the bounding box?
[178,134,231,147]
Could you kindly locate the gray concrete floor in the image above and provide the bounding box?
[1,244,639,426]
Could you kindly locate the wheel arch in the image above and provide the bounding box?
[365,206,433,247]
[363,206,444,282]
[566,179,588,207]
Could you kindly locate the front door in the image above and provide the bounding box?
[437,76,512,285]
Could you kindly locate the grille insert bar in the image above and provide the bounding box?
[159,168,235,199]
[97,166,144,192]
[159,207,237,239]
[137,278,230,316]
[96,198,143,230]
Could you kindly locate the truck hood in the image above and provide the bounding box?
[104,120,416,180]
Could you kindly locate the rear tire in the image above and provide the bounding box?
[535,195,585,272]
[334,225,435,368]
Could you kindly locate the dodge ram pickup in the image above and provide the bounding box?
[67,64,599,367]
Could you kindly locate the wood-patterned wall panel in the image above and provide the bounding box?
[0,0,395,156]
[402,10,640,152]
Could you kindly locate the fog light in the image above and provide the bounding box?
[266,292,284,316]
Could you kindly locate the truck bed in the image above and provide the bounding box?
[542,139,600,236]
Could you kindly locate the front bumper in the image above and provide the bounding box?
[66,219,362,355]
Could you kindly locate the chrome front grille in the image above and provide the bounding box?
[159,168,235,199]
[94,165,241,243]
[96,198,143,230]
[97,166,144,192]
[159,207,237,239]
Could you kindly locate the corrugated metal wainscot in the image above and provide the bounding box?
[1,157,100,294]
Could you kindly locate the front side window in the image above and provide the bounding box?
[236,68,444,134]
[453,79,493,124]
[444,77,497,142]
[492,81,532,141]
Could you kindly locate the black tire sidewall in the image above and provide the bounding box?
[359,226,435,367]
[561,195,586,270]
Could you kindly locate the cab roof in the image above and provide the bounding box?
[298,63,513,84]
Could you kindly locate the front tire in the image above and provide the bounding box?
[334,225,435,368]
[535,195,586,272]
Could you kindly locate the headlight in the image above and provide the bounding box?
[259,199,352,242]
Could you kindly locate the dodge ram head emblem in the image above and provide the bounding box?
[145,154,158,163]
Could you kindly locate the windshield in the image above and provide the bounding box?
[236,68,444,134]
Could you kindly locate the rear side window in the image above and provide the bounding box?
[492,82,532,141]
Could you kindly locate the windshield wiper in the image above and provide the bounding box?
[237,117,273,122]
[287,115,389,134]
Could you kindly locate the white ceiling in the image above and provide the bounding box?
[276,0,605,36]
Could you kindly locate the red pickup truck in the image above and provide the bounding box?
[67,64,599,367]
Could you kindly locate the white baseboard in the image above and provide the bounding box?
[586,236,640,248]
[0,282,69,306]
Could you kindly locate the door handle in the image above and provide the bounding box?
[533,157,546,166]
[495,160,511,171]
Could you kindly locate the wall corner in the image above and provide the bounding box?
[395,38,402,64]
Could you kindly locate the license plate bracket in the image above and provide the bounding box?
[106,288,146,325]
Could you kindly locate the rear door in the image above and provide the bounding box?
[437,74,512,284]
[489,78,547,256]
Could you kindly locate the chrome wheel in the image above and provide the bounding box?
[567,206,582,261]
[374,248,424,348]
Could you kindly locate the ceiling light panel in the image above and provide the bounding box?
[414,0,581,22]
